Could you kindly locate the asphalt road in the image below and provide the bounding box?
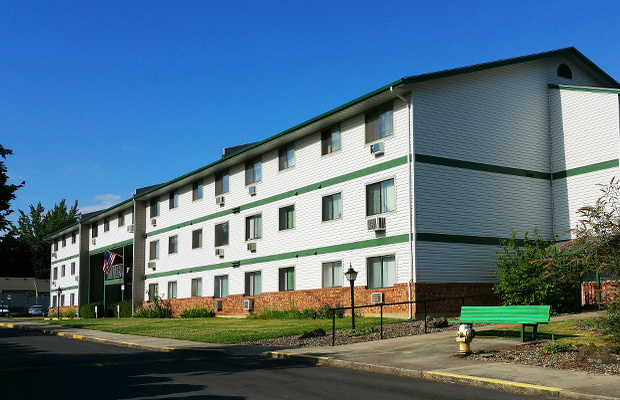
[0,328,536,400]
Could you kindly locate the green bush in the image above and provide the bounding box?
[180,307,215,318]
[134,297,172,318]
[301,308,318,319]
[251,308,302,319]
[111,300,133,317]
[341,325,378,337]
[251,304,346,320]
[80,302,104,318]
[539,343,576,355]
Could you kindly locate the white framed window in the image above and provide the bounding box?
[322,193,342,221]
[278,144,295,170]
[193,180,203,201]
[149,240,159,260]
[279,205,294,231]
[71,231,77,244]
[52,295,57,307]
[70,293,75,306]
[150,198,160,218]
[53,267,58,280]
[168,281,177,299]
[365,104,393,143]
[367,255,396,289]
[245,214,262,240]
[104,217,109,232]
[279,267,295,291]
[215,222,229,247]
[91,223,98,238]
[62,235,66,247]
[214,275,228,298]
[168,235,178,254]
[191,278,202,297]
[169,190,179,209]
[321,125,341,155]
[60,294,65,306]
[148,283,158,302]
[192,229,203,249]
[70,262,76,275]
[244,271,261,296]
[245,158,261,185]
[322,261,342,288]
[61,264,65,277]
[215,170,229,195]
[366,178,395,216]
[118,211,125,227]
[54,239,58,251]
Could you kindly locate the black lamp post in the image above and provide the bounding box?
[1,299,4,318]
[57,287,62,320]
[344,264,358,329]
[7,295,10,319]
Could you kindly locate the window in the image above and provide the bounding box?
[215,222,229,247]
[192,229,203,249]
[244,271,261,296]
[92,222,98,238]
[168,235,178,254]
[245,158,261,185]
[279,267,295,291]
[53,267,58,280]
[192,180,204,201]
[367,255,396,288]
[52,295,57,307]
[366,178,395,216]
[245,214,262,240]
[54,239,58,251]
[104,217,109,232]
[214,275,228,298]
[70,293,75,306]
[169,190,179,209]
[118,211,125,227]
[322,261,342,288]
[148,283,158,302]
[191,278,202,297]
[60,294,65,306]
[61,264,65,277]
[168,281,177,299]
[322,193,342,221]
[278,144,295,170]
[557,63,572,79]
[70,262,76,275]
[150,198,160,218]
[279,205,295,231]
[215,170,229,195]
[71,231,77,244]
[149,240,159,260]
[321,125,341,155]
[365,105,393,143]
[62,235,66,247]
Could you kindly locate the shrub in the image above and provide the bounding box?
[301,308,318,319]
[341,325,378,337]
[111,300,133,318]
[80,302,104,318]
[180,307,215,318]
[134,297,172,318]
[539,343,576,355]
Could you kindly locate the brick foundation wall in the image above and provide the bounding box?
[412,283,498,317]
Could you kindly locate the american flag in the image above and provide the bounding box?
[103,251,117,273]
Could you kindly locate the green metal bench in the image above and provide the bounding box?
[449,305,551,342]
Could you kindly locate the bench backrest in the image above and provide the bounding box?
[456,305,550,324]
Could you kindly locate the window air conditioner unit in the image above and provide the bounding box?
[51,252,57,258]
[91,238,96,245]
[215,248,224,257]
[127,225,134,233]
[213,300,222,311]
[248,186,256,196]
[247,242,257,252]
[151,218,157,227]
[148,261,156,270]
[216,196,225,205]
[243,299,254,311]
[75,276,79,282]
[367,217,386,231]
[370,292,384,304]
[370,141,385,156]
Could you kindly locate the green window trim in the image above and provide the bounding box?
[52,254,79,265]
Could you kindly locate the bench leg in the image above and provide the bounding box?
[520,324,525,342]
[520,324,538,342]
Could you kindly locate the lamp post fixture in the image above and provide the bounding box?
[344,264,358,330]
[7,295,11,319]
[57,287,62,320]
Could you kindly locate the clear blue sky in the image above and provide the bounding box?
[2,1,619,222]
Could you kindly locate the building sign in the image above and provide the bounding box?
[105,264,123,281]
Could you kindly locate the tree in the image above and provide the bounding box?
[0,144,25,233]
[16,200,79,278]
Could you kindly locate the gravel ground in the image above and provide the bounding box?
[242,318,620,375]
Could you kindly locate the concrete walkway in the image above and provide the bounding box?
[1,313,619,400]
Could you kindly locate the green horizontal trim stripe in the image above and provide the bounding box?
[88,239,133,255]
[146,156,408,238]
[552,159,619,180]
[417,233,527,246]
[145,233,410,279]
[104,278,124,286]
[52,254,79,265]
[53,285,78,293]
[549,84,620,94]
[415,154,550,180]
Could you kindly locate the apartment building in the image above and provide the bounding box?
[47,47,620,318]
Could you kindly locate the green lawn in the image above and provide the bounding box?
[48,316,400,344]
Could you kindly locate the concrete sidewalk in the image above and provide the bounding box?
[1,317,619,399]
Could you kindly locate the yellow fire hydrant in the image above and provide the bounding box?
[455,324,475,355]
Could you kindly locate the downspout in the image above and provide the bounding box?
[391,86,415,319]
